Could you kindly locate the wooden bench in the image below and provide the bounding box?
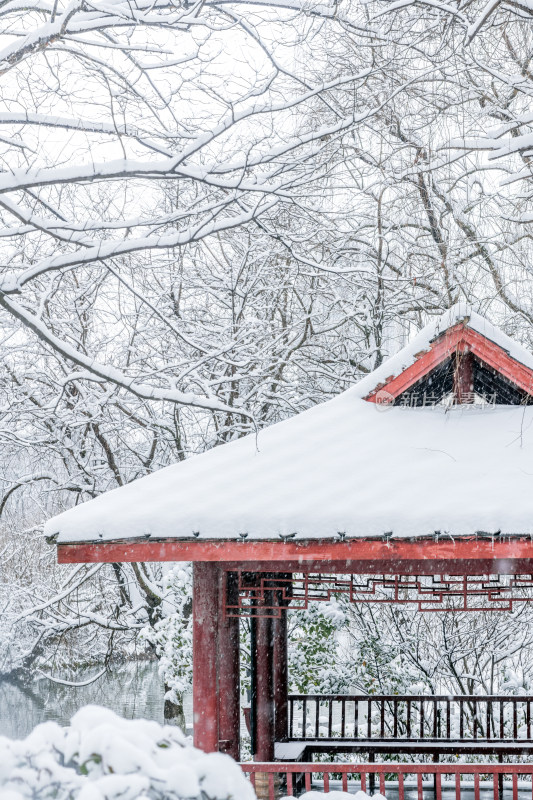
[281,738,533,759]
[275,737,533,795]
[275,737,533,766]
[287,693,533,746]
[283,693,533,789]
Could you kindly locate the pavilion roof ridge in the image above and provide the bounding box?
[352,302,533,403]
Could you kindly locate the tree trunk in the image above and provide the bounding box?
[164,687,186,731]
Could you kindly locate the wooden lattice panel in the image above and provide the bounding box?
[225,572,533,617]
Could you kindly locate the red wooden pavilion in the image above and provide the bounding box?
[47,304,533,784]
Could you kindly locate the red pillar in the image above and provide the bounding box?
[254,612,275,761]
[217,571,241,760]
[193,562,219,752]
[273,610,289,742]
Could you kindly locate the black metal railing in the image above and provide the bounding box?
[288,694,533,742]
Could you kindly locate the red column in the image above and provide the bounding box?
[254,612,275,761]
[217,571,241,760]
[273,610,289,741]
[193,562,219,752]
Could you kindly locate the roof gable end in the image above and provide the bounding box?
[363,311,533,406]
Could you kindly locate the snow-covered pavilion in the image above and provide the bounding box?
[47,303,533,776]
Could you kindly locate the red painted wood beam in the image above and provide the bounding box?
[253,612,275,761]
[466,327,533,394]
[366,323,466,399]
[58,537,533,576]
[365,323,533,401]
[192,562,219,753]
[273,609,289,742]
[217,571,240,760]
[454,351,474,403]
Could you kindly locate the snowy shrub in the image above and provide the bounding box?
[0,705,255,800]
[342,624,431,698]
[500,667,531,695]
[140,565,193,722]
[288,600,352,694]
[238,598,351,698]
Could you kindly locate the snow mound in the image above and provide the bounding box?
[0,705,255,800]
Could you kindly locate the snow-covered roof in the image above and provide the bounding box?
[48,304,533,544]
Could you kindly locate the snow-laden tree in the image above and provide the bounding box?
[0,0,400,412]
[0,0,404,699]
[372,0,533,310]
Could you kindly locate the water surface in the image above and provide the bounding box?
[0,661,180,739]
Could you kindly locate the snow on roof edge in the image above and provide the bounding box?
[54,531,533,544]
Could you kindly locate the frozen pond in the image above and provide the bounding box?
[0,660,192,739]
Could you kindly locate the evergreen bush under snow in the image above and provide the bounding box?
[0,706,255,800]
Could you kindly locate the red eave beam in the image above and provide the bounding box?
[57,537,533,576]
[365,323,533,401]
